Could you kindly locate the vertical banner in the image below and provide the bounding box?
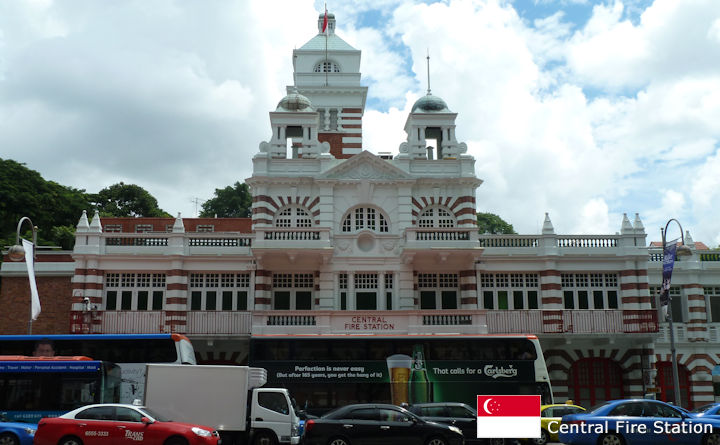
[659,241,677,320]
[22,239,41,320]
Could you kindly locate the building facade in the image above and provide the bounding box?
[2,11,720,409]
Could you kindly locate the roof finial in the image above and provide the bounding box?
[426,48,431,95]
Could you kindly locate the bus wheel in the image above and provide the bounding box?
[58,436,83,445]
[0,433,19,445]
[253,431,277,445]
[598,433,624,445]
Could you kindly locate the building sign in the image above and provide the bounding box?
[333,314,407,331]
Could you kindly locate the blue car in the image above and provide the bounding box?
[0,416,36,445]
[558,399,720,445]
[693,403,720,419]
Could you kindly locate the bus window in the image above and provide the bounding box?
[0,357,120,422]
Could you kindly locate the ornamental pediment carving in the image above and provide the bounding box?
[320,151,413,180]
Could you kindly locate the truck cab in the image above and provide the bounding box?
[251,387,300,444]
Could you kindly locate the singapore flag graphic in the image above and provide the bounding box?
[476,395,541,438]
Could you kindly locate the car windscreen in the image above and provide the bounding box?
[691,404,716,413]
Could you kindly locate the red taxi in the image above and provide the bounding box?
[34,403,220,445]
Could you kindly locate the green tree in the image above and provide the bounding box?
[476,212,516,234]
[200,182,252,218]
[0,158,92,249]
[90,182,170,217]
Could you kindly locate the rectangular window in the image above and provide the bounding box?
[441,291,457,309]
[710,296,720,323]
[106,291,117,310]
[341,292,347,310]
[191,291,202,311]
[137,291,149,310]
[498,291,508,310]
[237,291,248,311]
[121,291,132,310]
[608,291,618,309]
[513,291,524,309]
[386,292,393,310]
[421,291,436,309]
[206,291,217,310]
[152,291,163,310]
[564,291,575,309]
[135,224,153,233]
[670,297,683,322]
[104,224,122,233]
[528,291,538,309]
[483,291,494,309]
[593,291,604,309]
[296,291,312,310]
[356,292,377,310]
[578,291,589,309]
[196,224,214,232]
[222,291,233,311]
[274,291,290,310]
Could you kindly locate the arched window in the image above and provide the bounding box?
[314,61,341,73]
[418,207,456,228]
[274,206,312,228]
[341,207,389,233]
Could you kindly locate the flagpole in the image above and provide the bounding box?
[325,5,328,87]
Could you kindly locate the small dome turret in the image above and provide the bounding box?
[411,93,450,113]
[276,89,313,112]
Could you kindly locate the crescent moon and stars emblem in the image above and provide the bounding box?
[483,398,501,415]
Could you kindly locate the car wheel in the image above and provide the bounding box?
[598,433,624,445]
[59,436,83,445]
[164,437,188,445]
[0,433,19,445]
[426,436,448,445]
[532,429,549,445]
[704,431,720,445]
[253,431,277,445]
[327,437,350,445]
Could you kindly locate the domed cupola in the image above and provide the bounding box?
[411,93,450,113]
[398,89,467,160]
[257,88,331,160]
[276,90,314,112]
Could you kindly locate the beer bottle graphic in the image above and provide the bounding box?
[409,344,433,403]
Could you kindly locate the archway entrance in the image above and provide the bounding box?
[570,358,624,407]
[656,361,690,407]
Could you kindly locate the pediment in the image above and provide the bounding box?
[319,151,413,181]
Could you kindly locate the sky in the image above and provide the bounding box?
[1,0,719,246]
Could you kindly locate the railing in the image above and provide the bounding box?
[478,237,539,248]
[557,236,617,248]
[406,228,474,243]
[264,230,320,240]
[486,309,658,334]
[189,238,251,247]
[701,252,720,261]
[70,311,253,335]
[658,324,687,342]
[416,231,470,241]
[105,237,168,246]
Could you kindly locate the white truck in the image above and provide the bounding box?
[143,364,300,445]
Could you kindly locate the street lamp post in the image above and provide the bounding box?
[8,217,39,334]
[660,218,693,407]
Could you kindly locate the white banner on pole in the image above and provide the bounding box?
[22,239,41,320]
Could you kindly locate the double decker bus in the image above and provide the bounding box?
[0,356,121,423]
[0,334,196,403]
[249,334,552,414]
